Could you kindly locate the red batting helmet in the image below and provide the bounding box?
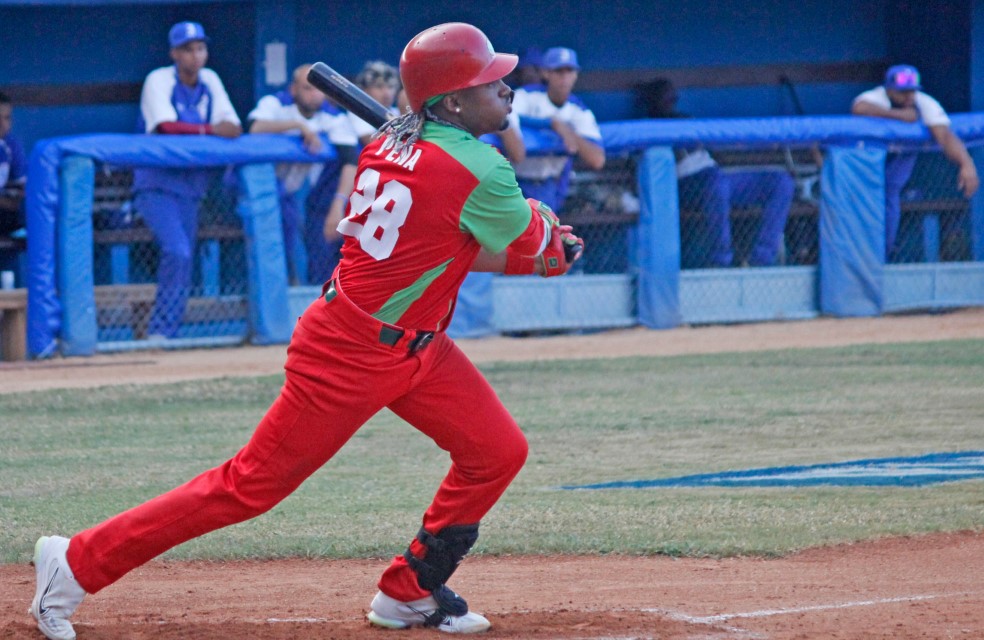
[400,23,518,112]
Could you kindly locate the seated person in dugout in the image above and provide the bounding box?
[636,78,795,268]
[248,64,359,285]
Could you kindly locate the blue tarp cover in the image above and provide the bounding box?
[27,134,339,356]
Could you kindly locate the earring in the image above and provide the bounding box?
[455,106,461,113]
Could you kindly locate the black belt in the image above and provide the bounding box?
[324,281,435,353]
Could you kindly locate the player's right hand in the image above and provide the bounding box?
[537,226,583,277]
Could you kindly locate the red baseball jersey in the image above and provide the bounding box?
[335,121,534,332]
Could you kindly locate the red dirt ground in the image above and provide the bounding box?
[2,310,983,639]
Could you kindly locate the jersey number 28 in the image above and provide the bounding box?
[337,167,412,260]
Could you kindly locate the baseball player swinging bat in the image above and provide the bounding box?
[306,61,583,263]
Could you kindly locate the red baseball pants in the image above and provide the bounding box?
[67,284,528,602]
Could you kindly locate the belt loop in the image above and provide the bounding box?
[379,325,404,347]
[323,280,338,303]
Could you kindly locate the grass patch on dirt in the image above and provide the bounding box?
[2,339,983,563]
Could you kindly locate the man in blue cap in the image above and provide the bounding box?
[852,64,979,262]
[133,21,242,339]
[511,46,605,213]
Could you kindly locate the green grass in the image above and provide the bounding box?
[2,339,983,564]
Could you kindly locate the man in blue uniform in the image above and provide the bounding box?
[511,47,605,213]
[133,21,242,339]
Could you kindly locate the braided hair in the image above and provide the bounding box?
[373,110,424,154]
[374,101,467,156]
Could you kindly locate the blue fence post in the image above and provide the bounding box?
[635,146,681,328]
[819,145,886,316]
[109,245,130,284]
[236,163,292,344]
[922,214,941,262]
[58,155,98,355]
[198,239,221,296]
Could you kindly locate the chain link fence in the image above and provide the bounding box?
[77,144,979,346]
[91,164,249,343]
[560,152,641,275]
[890,148,972,264]
[676,145,821,269]
[671,144,973,270]
[552,145,824,276]
[539,141,978,326]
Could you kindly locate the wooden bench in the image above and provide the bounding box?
[94,284,248,339]
[0,289,28,361]
[93,223,244,290]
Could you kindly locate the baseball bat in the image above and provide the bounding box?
[307,61,391,129]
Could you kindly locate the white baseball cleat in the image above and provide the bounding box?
[367,591,491,633]
[29,536,86,640]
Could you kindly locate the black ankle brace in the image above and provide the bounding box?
[403,523,479,617]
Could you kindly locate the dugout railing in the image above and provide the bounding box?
[22,115,984,358]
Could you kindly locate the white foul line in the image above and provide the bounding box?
[265,617,329,623]
[650,592,974,625]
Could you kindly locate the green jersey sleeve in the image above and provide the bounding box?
[458,152,533,255]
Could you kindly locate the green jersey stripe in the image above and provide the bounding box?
[372,258,454,325]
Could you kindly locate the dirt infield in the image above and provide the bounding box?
[2,310,984,638]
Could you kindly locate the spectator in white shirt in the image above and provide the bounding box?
[248,64,358,284]
[852,64,979,261]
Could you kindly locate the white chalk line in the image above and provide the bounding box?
[264,617,330,623]
[650,590,981,625]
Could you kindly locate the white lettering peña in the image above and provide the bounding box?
[375,136,396,156]
[401,149,422,171]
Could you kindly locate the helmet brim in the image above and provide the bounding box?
[469,53,519,88]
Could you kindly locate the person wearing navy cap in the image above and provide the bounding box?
[132,21,243,339]
[636,77,795,268]
[510,46,544,87]
[852,64,979,262]
[511,46,605,212]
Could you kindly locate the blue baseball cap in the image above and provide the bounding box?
[541,47,580,71]
[885,64,921,91]
[169,21,210,48]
